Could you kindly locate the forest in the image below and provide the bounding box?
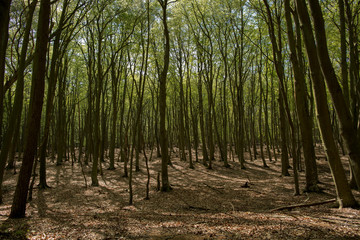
[0,0,360,239]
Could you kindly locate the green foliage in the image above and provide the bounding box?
[3,0,358,190]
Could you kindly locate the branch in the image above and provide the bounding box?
[4,54,34,93]
[270,199,337,212]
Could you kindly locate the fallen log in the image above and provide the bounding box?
[270,198,337,212]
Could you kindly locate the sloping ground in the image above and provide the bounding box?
[0,149,359,239]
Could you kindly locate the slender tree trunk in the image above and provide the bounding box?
[158,0,171,192]
[250,74,257,161]
[262,0,299,194]
[217,28,229,168]
[270,73,278,163]
[344,0,359,136]
[184,51,195,168]
[91,22,105,186]
[177,47,187,162]
[307,0,360,190]
[56,62,67,166]
[284,0,318,192]
[7,115,21,171]
[279,95,290,176]
[296,0,357,207]
[39,0,70,188]
[206,91,214,169]
[10,0,50,218]
[339,0,349,108]
[197,61,209,167]
[0,0,12,147]
[0,0,36,203]
[109,58,120,170]
[264,62,272,163]
[188,74,199,163]
[257,29,267,168]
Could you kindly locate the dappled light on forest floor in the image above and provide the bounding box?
[0,149,359,239]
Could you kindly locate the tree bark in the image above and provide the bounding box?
[10,0,50,218]
[284,0,318,192]
[197,59,209,167]
[307,0,360,190]
[39,0,70,188]
[0,0,37,203]
[0,0,12,147]
[296,0,357,207]
[338,0,349,109]
[263,0,299,194]
[158,0,171,192]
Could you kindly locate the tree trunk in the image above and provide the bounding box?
[10,0,50,218]
[296,0,357,207]
[257,28,267,168]
[158,0,171,192]
[279,94,290,176]
[109,57,120,170]
[0,0,36,203]
[91,22,104,186]
[197,61,209,167]
[307,0,360,190]
[338,0,350,108]
[344,0,359,138]
[264,62,272,163]
[263,1,301,196]
[284,0,319,192]
[0,0,12,147]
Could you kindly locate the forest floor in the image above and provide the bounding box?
[0,148,360,239]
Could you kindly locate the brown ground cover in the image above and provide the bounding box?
[0,148,359,239]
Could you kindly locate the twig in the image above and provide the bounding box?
[270,198,337,212]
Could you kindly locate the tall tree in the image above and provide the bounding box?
[38,0,87,188]
[338,0,349,108]
[158,0,171,192]
[284,0,318,192]
[307,0,360,190]
[0,0,37,203]
[0,0,12,146]
[262,0,299,195]
[295,0,357,207]
[259,0,291,177]
[10,0,51,218]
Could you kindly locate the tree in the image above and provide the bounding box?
[283,0,318,192]
[295,0,357,207]
[10,0,51,218]
[38,0,86,189]
[0,0,12,147]
[228,2,248,169]
[307,0,360,190]
[158,0,171,192]
[258,0,291,177]
[262,0,299,194]
[0,0,37,203]
[2,0,358,217]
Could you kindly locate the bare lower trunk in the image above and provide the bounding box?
[10,0,50,218]
[296,0,357,207]
[308,0,360,190]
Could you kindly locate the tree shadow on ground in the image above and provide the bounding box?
[0,148,359,239]
[0,218,29,240]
